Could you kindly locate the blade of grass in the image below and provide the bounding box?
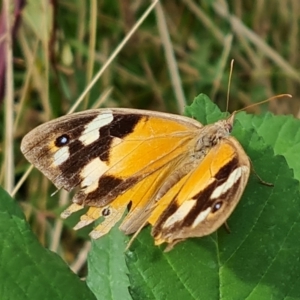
[84,0,97,109]
[3,0,14,194]
[155,1,186,113]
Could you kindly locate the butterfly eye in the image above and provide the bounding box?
[227,123,233,132]
[212,201,223,213]
[102,207,111,217]
[55,134,70,147]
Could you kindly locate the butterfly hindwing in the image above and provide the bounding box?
[148,137,250,250]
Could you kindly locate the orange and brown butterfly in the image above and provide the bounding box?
[21,94,254,251]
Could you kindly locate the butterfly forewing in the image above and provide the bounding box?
[21,108,201,207]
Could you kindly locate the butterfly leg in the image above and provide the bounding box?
[250,161,273,186]
[224,221,231,234]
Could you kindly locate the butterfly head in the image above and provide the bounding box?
[213,111,237,140]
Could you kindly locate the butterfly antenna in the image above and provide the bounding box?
[226,59,234,113]
[235,94,292,113]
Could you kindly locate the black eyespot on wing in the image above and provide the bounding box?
[55,134,70,147]
[227,123,233,133]
[102,207,111,216]
[212,201,223,213]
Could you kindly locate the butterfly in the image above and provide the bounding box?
[21,96,251,251]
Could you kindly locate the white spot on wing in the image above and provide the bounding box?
[211,166,244,199]
[53,146,70,166]
[79,111,113,146]
[192,207,211,228]
[163,200,196,229]
[80,158,109,192]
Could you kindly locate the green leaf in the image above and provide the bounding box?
[87,224,131,300]
[126,94,300,299]
[184,93,228,124]
[236,112,300,183]
[0,187,95,300]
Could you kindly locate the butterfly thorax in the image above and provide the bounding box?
[194,116,233,159]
